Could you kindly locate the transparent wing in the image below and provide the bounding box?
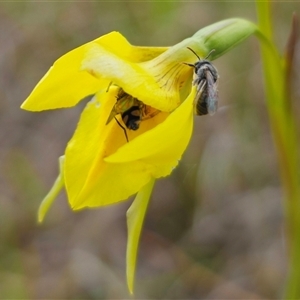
[106,93,138,125]
[205,71,218,115]
[194,78,207,115]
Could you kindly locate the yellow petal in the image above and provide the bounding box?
[21,31,167,111]
[21,44,104,111]
[82,43,183,112]
[105,86,196,178]
[64,89,157,209]
[80,29,215,112]
[69,161,154,209]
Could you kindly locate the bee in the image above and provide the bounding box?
[106,88,160,142]
[106,89,140,126]
[185,47,219,116]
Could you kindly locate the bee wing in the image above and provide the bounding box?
[193,77,209,115]
[106,108,117,125]
[141,107,160,121]
[106,96,137,125]
[194,79,207,104]
[205,71,218,115]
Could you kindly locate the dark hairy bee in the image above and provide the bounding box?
[106,88,139,125]
[185,47,219,116]
[106,88,160,142]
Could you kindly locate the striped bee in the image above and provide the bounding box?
[106,88,160,141]
[185,47,219,116]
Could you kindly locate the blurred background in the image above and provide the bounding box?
[1,1,299,299]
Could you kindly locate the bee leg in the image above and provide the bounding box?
[106,81,113,92]
[114,117,129,143]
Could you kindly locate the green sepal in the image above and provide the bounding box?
[37,156,65,223]
[126,178,155,294]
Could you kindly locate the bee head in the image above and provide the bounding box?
[184,48,216,74]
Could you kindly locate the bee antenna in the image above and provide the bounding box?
[204,49,216,60]
[114,117,129,142]
[106,81,113,92]
[186,47,201,60]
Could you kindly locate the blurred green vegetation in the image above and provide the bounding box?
[0,1,299,299]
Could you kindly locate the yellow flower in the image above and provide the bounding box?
[22,31,195,207]
[21,18,256,293]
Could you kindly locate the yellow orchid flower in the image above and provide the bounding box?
[21,18,257,294]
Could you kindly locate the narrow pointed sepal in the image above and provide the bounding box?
[126,178,155,294]
[37,156,65,223]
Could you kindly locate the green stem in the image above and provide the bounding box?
[256,1,300,298]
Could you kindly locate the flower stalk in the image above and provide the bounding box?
[256,1,300,298]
